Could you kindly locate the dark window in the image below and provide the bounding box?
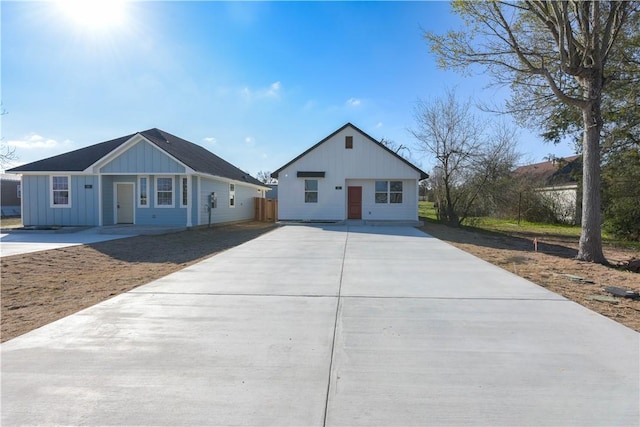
[305,179,318,203]
[390,181,403,203]
[345,136,353,149]
[375,181,388,203]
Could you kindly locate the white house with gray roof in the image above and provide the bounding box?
[271,123,428,223]
[8,129,269,227]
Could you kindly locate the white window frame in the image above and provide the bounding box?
[375,181,388,204]
[155,176,174,208]
[229,183,236,208]
[50,175,71,208]
[304,179,318,203]
[181,177,188,208]
[375,180,403,204]
[138,176,149,208]
[390,181,403,204]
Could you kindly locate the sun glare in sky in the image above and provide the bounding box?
[56,0,128,30]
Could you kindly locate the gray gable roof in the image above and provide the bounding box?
[271,123,429,180]
[8,128,265,187]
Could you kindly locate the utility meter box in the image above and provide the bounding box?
[208,192,217,209]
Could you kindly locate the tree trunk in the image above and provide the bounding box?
[577,78,607,264]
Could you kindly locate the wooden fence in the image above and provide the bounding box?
[254,198,278,222]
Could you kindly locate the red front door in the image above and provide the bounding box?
[348,186,362,219]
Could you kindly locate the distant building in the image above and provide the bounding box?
[513,156,582,224]
[1,174,21,218]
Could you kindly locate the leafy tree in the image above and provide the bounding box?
[602,148,640,240]
[412,90,520,226]
[426,1,638,263]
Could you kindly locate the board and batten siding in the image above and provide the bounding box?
[347,179,418,221]
[22,175,99,226]
[102,175,188,226]
[100,141,186,174]
[277,126,421,221]
[197,177,257,225]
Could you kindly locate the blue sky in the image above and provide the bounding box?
[1,1,576,176]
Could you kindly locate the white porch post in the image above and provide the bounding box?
[98,174,103,226]
[186,175,192,227]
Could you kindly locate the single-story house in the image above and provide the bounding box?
[8,128,269,227]
[513,155,582,224]
[0,174,21,218]
[271,123,428,222]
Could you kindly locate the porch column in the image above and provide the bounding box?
[98,174,103,226]
[186,175,192,227]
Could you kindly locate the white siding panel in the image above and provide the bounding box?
[277,125,421,221]
[197,177,258,225]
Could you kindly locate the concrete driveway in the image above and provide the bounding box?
[0,228,134,257]
[2,225,638,426]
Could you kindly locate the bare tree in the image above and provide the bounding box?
[412,90,520,226]
[380,137,412,158]
[256,170,277,185]
[425,1,638,263]
[0,106,17,170]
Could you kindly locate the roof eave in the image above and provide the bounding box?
[271,122,429,180]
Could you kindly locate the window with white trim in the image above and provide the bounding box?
[51,175,71,207]
[390,181,403,203]
[305,179,318,203]
[375,181,388,203]
[181,177,188,207]
[155,176,174,207]
[138,176,149,207]
[229,183,235,207]
[17,184,21,199]
[375,180,403,204]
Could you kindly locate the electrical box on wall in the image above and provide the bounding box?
[208,192,217,209]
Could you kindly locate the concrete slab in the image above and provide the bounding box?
[0,228,135,257]
[326,297,639,426]
[2,224,638,426]
[137,255,344,296]
[2,292,337,426]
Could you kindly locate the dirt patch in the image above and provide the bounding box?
[419,221,640,332]
[1,222,276,342]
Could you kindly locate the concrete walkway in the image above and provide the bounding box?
[0,228,133,257]
[2,225,638,426]
[0,225,184,257]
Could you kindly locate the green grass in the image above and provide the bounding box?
[418,201,438,221]
[418,201,640,250]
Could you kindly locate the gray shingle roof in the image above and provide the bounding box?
[8,128,265,187]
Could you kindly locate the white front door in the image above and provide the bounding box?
[116,183,134,224]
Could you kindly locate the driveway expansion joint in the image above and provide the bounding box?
[322,230,349,426]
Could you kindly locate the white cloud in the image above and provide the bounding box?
[376,122,383,128]
[203,137,217,145]
[346,97,362,107]
[239,81,282,101]
[265,81,281,97]
[8,134,71,150]
[244,136,256,147]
